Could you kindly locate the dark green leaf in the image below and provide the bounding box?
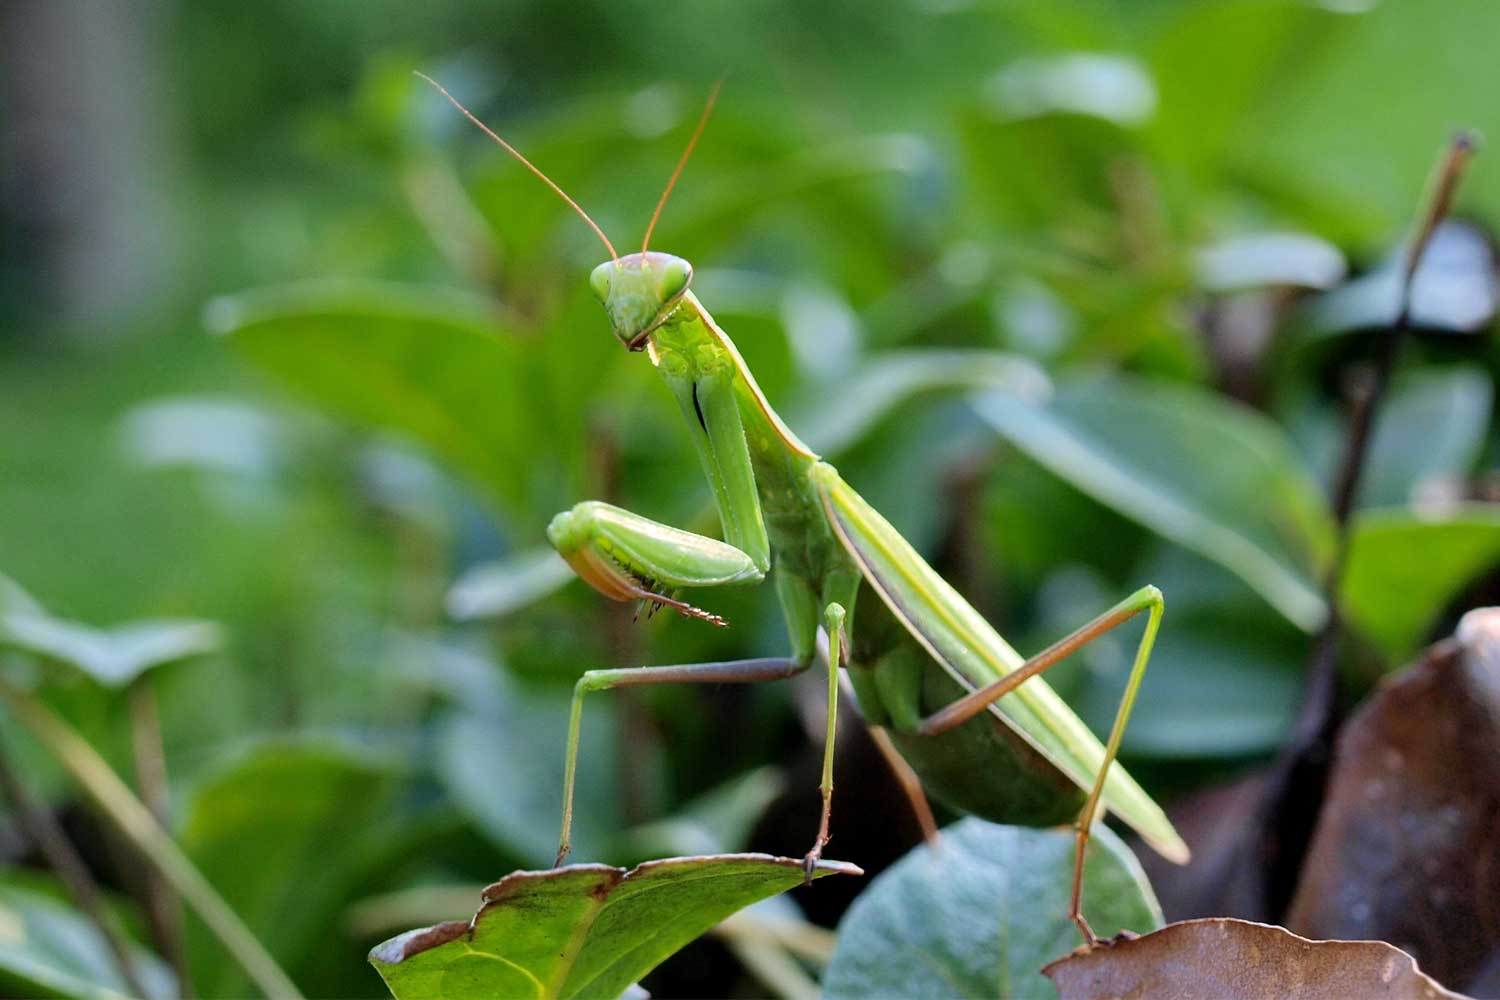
[823,820,1161,1000]
[369,854,859,1000]
[180,740,399,997]
[976,376,1334,630]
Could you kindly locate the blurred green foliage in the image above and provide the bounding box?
[5,0,1500,996]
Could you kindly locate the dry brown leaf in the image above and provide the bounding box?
[1043,918,1468,1000]
[1287,607,1500,994]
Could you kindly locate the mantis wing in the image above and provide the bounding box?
[812,464,1188,863]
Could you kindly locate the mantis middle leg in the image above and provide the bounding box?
[917,585,1164,943]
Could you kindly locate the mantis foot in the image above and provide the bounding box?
[553,844,571,869]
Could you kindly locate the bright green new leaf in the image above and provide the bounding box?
[369,855,859,1000]
[824,820,1161,1000]
[1343,505,1500,663]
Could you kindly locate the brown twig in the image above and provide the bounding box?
[0,740,152,998]
[129,677,193,997]
[1263,131,1479,917]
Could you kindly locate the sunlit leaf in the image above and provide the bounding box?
[1194,232,1346,292]
[369,855,859,1000]
[975,375,1334,630]
[824,821,1161,1000]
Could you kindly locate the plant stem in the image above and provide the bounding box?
[128,677,193,998]
[0,740,152,998]
[0,677,304,1000]
[1264,131,1478,918]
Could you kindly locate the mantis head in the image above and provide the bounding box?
[590,252,694,350]
[416,71,720,353]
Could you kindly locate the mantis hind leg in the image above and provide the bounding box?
[917,585,1164,943]
[555,657,809,867]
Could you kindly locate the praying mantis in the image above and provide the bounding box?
[420,75,1189,942]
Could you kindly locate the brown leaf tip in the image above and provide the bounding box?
[368,920,471,966]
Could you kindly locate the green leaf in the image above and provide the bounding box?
[824,820,1161,1000]
[975,375,1334,630]
[1342,505,1500,663]
[368,854,859,1000]
[207,280,613,518]
[794,350,1050,456]
[0,872,176,1000]
[0,612,221,688]
[179,740,399,997]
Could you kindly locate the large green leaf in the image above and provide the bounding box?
[208,280,614,518]
[975,375,1335,630]
[1342,505,1500,663]
[0,873,176,1000]
[823,820,1161,1000]
[179,740,399,997]
[369,855,858,1000]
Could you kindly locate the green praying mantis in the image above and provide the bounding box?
[420,74,1189,942]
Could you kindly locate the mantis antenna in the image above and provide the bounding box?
[415,71,618,261]
[641,79,723,255]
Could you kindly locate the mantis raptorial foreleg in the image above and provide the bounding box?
[915,584,1164,942]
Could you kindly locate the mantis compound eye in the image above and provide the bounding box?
[589,260,614,303]
[656,255,693,302]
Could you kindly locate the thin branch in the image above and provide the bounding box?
[129,677,193,997]
[0,676,304,999]
[0,741,151,998]
[1265,131,1479,918]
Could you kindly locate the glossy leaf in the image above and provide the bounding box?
[369,855,859,1000]
[975,375,1334,630]
[823,820,1161,1000]
[0,874,176,1000]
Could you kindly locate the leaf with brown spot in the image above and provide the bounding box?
[368,854,859,1000]
[1043,918,1468,1000]
[1286,607,1500,995]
